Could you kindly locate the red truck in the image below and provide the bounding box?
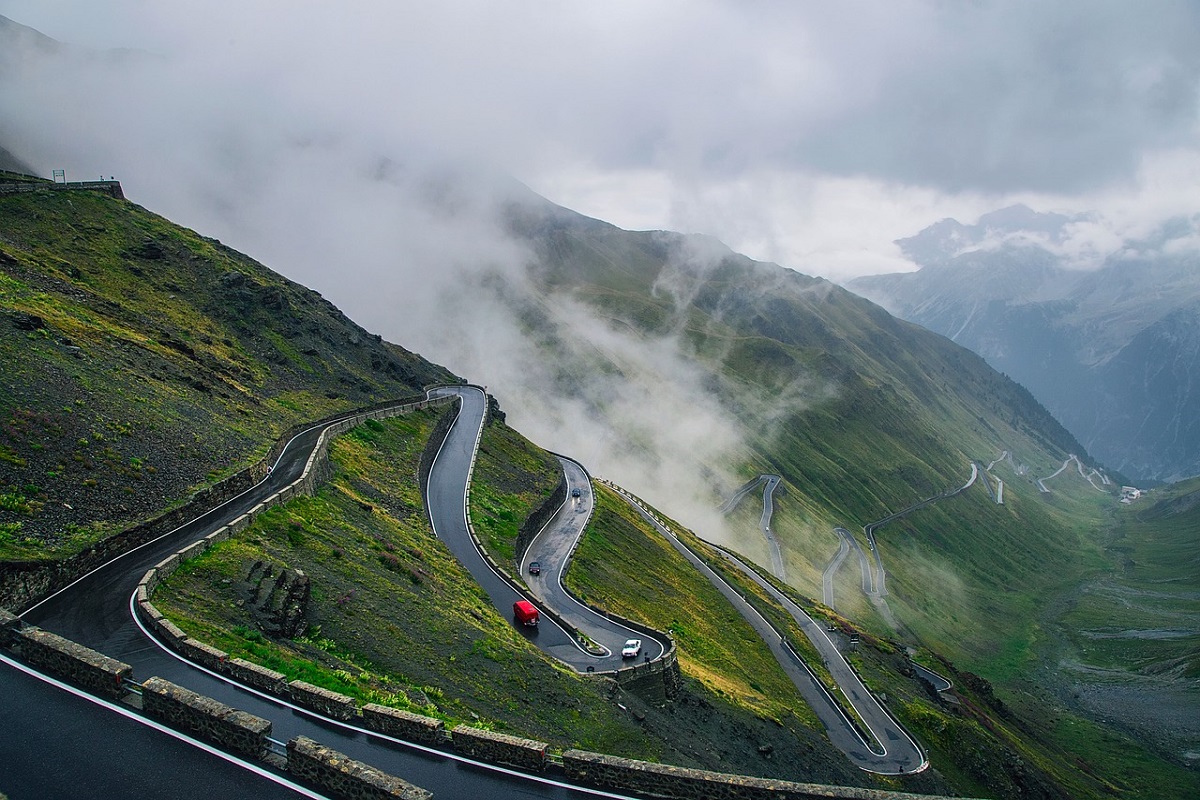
[513,600,539,627]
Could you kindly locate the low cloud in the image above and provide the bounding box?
[0,3,1195,538]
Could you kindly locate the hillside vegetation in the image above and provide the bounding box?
[502,196,1100,661]
[156,411,883,786]
[0,185,451,560]
[1045,476,1200,765]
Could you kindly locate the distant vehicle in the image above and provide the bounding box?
[513,600,539,627]
[621,638,642,658]
[571,487,582,497]
[528,561,541,576]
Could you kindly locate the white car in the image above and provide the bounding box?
[621,638,642,658]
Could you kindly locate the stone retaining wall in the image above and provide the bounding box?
[362,703,446,746]
[14,626,132,698]
[0,607,19,646]
[0,394,440,612]
[287,736,432,800]
[289,679,358,721]
[562,750,964,800]
[513,472,566,564]
[0,180,125,198]
[142,676,272,759]
[451,725,548,771]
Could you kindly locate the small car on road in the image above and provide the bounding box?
[571,487,582,497]
[528,561,541,576]
[621,638,642,658]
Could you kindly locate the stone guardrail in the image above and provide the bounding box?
[0,607,437,797]
[0,179,125,199]
[288,736,431,800]
[0,391,436,611]
[562,750,965,800]
[142,676,273,759]
[5,601,970,800]
[458,416,680,695]
[0,403,975,800]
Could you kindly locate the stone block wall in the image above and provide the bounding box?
[612,648,682,701]
[224,657,288,696]
[451,725,548,771]
[362,704,446,746]
[562,750,964,800]
[287,736,432,800]
[142,676,272,759]
[14,626,132,698]
[289,679,358,721]
[513,472,566,563]
[0,607,19,646]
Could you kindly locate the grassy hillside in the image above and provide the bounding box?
[1043,477,1200,769]
[0,186,452,560]
[580,483,1200,799]
[156,411,881,786]
[495,196,1200,796]
[155,410,670,755]
[467,416,561,565]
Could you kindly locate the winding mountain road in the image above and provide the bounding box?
[720,474,785,580]
[823,526,874,608]
[428,387,669,670]
[518,455,667,664]
[6,383,931,793]
[612,483,927,775]
[9,392,623,800]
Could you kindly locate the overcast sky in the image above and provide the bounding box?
[2,0,1198,281]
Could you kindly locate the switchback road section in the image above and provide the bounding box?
[608,482,927,776]
[720,474,785,580]
[12,392,621,800]
[519,455,668,665]
[427,386,669,671]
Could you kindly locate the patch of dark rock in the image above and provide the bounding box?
[241,559,311,639]
[11,311,45,331]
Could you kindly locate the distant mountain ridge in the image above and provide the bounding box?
[849,205,1200,483]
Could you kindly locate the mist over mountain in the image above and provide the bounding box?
[849,206,1200,483]
[5,10,1200,794]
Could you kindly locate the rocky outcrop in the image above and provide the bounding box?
[242,559,310,638]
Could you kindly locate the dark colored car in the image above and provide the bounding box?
[528,561,541,575]
[571,487,582,497]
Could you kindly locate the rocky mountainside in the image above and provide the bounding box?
[848,205,1200,483]
[0,182,452,560]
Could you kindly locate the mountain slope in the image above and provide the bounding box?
[0,183,453,560]
[848,206,1200,483]
[489,191,1116,659]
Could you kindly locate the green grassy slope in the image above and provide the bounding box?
[468,417,561,565]
[154,410,672,753]
[156,412,870,785]
[1044,477,1200,770]
[502,199,1104,656]
[0,187,452,559]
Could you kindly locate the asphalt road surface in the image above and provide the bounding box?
[611,483,927,776]
[720,474,785,580]
[9,392,631,800]
[519,456,667,666]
